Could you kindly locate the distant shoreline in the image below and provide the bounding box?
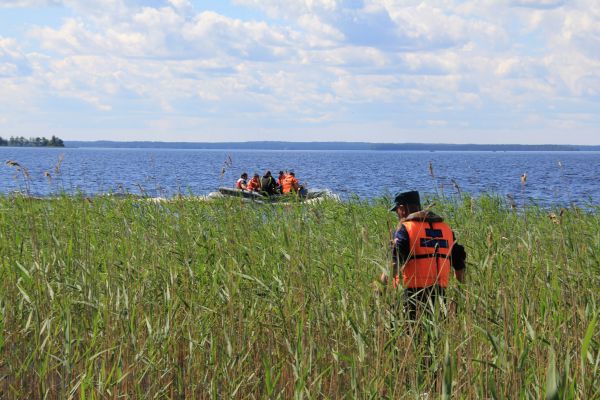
[63,141,600,152]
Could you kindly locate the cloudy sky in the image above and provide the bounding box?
[0,0,598,144]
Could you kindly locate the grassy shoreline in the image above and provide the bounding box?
[1,195,598,398]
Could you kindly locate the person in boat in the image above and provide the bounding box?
[281,171,300,194]
[261,170,278,196]
[236,173,248,190]
[277,171,286,193]
[380,190,466,322]
[246,173,262,192]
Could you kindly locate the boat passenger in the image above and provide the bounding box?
[236,173,248,190]
[261,170,278,196]
[246,173,262,192]
[277,171,286,190]
[282,172,299,194]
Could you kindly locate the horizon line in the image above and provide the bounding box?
[63,140,600,147]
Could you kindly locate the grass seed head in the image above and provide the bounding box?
[548,213,560,225]
[54,153,64,174]
[451,178,461,194]
[506,194,516,209]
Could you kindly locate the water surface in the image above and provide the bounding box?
[1,147,598,207]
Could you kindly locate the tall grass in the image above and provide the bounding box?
[0,194,598,398]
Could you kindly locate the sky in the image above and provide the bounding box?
[0,0,599,144]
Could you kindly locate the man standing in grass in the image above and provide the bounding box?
[381,190,466,321]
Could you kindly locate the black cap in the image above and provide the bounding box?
[389,190,421,212]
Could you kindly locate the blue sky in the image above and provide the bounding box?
[0,0,599,144]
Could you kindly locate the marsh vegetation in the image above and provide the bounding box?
[0,194,598,398]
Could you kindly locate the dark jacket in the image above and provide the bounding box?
[261,176,278,195]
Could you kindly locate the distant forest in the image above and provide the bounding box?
[0,136,65,147]
[65,140,600,152]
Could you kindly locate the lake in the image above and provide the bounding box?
[1,147,598,207]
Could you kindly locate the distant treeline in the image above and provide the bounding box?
[65,140,600,152]
[0,136,65,147]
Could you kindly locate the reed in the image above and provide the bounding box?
[0,194,598,398]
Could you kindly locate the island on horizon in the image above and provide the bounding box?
[1,135,65,147]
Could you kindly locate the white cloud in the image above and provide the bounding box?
[0,38,32,77]
[236,1,505,51]
[300,46,388,69]
[330,72,396,103]
[181,11,295,61]
[233,0,338,19]
[510,0,565,9]
[399,52,460,75]
[297,14,343,45]
[0,0,61,6]
[167,0,191,10]
[30,6,188,57]
[0,0,598,142]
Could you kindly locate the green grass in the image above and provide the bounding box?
[0,194,598,398]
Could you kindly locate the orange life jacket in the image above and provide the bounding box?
[236,178,246,189]
[282,176,298,194]
[400,220,454,288]
[247,178,260,191]
[278,175,286,187]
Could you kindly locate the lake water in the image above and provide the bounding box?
[1,147,599,207]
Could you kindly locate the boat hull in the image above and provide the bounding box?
[215,187,339,202]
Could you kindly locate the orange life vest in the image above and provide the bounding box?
[282,176,298,194]
[247,178,260,191]
[400,220,454,288]
[278,175,287,187]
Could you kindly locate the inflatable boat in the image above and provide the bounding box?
[211,187,339,202]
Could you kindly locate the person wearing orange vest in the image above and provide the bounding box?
[381,190,466,321]
[236,172,248,190]
[281,171,299,194]
[277,171,286,193]
[246,173,262,192]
